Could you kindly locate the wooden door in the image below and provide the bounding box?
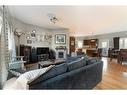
[114,37,119,49]
[69,36,75,54]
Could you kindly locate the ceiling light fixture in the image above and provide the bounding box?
[50,16,58,24]
[47,13,59,24]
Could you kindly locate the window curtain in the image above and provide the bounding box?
[0,6,10,89]
[0,7,3,89]
[10,29,16,62]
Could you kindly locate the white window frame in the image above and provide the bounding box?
[77,41,83,48]
[119,37,127,49]
[100,39,109,49]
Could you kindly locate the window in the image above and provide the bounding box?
[102,41,108,48]
[77,41,83,48]
[101,40,109,56]
[119,38,127,49]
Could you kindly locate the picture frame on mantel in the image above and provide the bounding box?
[55,34,66,44]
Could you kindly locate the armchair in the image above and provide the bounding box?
[109,48,119,62]
[9,56,26,69]
[118,49,127,65]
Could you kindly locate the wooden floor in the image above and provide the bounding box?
[94,57,127,89]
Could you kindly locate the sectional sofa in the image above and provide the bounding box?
[28,55,103,89]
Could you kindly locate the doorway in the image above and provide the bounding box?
[101,39,109,57]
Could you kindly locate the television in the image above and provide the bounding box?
[37,47,49,55]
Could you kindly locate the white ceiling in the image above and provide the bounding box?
[8,6,127,36]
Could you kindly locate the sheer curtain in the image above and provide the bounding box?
[9,29,16,62]
[0,6,15,88]
[8,25,16,62]
[0,6,9,88]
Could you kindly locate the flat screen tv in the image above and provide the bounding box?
[37,47,49,55]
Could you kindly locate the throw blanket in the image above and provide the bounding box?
[3,65,54,90]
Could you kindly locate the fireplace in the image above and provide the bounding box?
[55,47,67,59]
[58,52,64,58]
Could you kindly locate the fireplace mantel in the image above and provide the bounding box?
[55,46,66,50]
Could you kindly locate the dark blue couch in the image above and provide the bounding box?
[29,55,103,89]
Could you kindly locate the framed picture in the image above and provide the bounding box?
[27,40,32,44]
[31,33,36,37]
[55,34,66,44]
[31,30,36,37]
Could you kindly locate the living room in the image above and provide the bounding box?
[1,2,127,92]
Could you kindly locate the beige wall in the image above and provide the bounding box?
[13,18,70,53]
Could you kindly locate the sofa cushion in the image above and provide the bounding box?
[43,63,67,79]
[67,57,85,71]
[29,63,67,85]
[66,57,79,63]
[82,57,87,66]
[66,54,86,63]
[86,59,97,65]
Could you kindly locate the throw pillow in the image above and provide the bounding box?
[67,57,84,71]
[9,69,26,77]
[15,65,54,89]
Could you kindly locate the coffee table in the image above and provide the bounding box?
[38,59,66,68]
